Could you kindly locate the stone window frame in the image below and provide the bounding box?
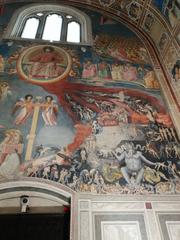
[3,3,93,46]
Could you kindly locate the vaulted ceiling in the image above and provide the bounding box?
[1,1,179,52]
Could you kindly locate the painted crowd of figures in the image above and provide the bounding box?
[0,29,179,194]
[79,60,159,89]
[1,85,180,194]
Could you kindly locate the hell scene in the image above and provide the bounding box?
[0,10,180,195]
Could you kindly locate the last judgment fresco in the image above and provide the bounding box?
[0,9,180,195]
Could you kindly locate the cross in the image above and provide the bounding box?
[25,96,42,161]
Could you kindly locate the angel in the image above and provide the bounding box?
[41,96,58,126]
[12,94,34,125]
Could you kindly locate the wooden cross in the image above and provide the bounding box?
[25,96,42,161]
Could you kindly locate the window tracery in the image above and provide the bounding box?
[3,4,93,45]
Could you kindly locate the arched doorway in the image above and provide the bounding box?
[0,178,76,240]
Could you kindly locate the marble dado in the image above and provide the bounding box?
[78,197,180,240]
[79,200,180,211]
[101,221,142,240]
[91,201,144,211]
[79,200,90,209]
[166,221,180,240]
[152,202,180,210]
[79,211,90,240]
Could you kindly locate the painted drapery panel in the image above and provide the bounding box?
[0,10,180,194]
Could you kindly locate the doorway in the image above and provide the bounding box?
[0,212,70,240]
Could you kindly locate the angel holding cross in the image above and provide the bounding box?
[12,94,34,125]
[12,94,59,161]
[12,94,58,126]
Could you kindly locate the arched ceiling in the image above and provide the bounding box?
[0,1,179,53]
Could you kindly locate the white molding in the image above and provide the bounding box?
[0,178,73,204]
[76,193,180,202]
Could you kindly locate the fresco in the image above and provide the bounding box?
[98,0,115,7]
[153,0,180,27]
[17,45,71,83]
[171,59,180,92]
[111,0,143,22]
[143,13,155,33]
[164,42,180,102]
[0,10,180,194]
[177,32,180,44]
[172,60,180,81]
[158,32,169,51]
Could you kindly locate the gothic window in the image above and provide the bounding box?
[3,4,93,45]
[42,14,63,41]
[21,17,40,39]
[67,21,80,43]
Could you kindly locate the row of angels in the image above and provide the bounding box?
[12,94,58,126]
